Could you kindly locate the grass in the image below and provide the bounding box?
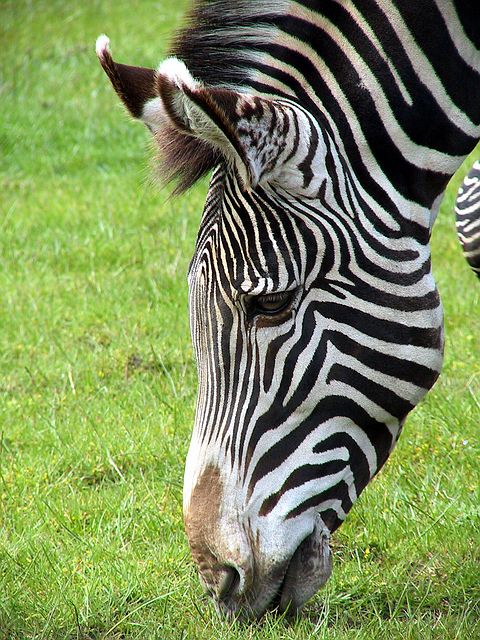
[0,1,479,638]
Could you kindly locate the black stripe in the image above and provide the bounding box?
[259,460,348,516]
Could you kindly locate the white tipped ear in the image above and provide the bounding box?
[96,35,160,127]
[156,58,205,135]
[157,61,255,185]
[156,59,314,189]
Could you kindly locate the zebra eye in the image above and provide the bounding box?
[248,291,295,317]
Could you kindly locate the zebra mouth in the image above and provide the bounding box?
[267,521,333,616]
[267,569,293,615]
[265,547,303,616]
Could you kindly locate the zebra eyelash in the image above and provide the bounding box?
[242,288,298,321]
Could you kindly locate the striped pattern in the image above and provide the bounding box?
[180,1,480,615]
[96,0,480,618]
[183,0,479,529]
[455,160,480,277]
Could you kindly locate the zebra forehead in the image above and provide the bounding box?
[189,175,313,291]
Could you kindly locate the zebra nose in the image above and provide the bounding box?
[201,564,242,602]
[216,566,241,600]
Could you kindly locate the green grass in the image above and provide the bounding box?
[1,1,479,638]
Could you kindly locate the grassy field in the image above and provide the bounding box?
[1,1,479,638]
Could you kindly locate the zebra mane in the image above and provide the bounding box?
[158,0,288,194]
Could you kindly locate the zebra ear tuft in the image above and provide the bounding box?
[156,61,299,189]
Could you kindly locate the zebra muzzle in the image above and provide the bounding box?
[207,517,332,618]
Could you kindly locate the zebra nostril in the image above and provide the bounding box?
[216,566,241,601]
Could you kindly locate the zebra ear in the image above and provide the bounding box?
[156,58,298,189]
[96,35,167,132]
[96,39,316,192]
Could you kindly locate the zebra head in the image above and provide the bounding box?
[97,37,444,618]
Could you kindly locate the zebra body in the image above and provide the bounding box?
[97,0,480,618]
[455,160,480,277]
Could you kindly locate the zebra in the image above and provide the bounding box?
[455,160,480,278]
[96,0,480,619]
